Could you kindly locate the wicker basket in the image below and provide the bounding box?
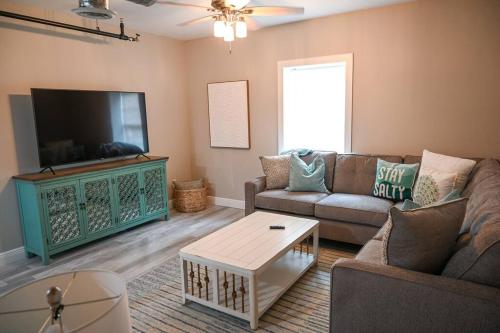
[174,186,208,213]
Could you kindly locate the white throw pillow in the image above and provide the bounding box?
[413,150,476,206]
[413,167,457,206]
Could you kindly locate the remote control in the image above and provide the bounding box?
[269,225,285,230]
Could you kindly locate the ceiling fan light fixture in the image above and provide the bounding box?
[223,23,235,42]
[213,17,225,37]
[235,17,247,38]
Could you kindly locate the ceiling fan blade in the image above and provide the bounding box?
[156,1,212,10]
[178,15,214,27]
[245,17,261,31]
[243,6,304,16]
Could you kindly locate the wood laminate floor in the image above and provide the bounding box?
[0,206,359,295]
[0,206,245,294]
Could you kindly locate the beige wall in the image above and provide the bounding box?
[0,2,191,252]
[186,0,500,201]
[1,0,500,253]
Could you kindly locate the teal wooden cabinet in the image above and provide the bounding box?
[15,157,169,264]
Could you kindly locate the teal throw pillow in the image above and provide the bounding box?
[286,153,329,193]
[401,199,422,211]
[373,159,419,201]
[401,189,461,211]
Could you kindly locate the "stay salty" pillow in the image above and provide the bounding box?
[373,159,419,201]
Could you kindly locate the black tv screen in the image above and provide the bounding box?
[31,88,149,167]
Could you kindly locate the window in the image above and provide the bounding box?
[278,54,353,153]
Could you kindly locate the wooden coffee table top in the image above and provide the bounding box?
[180,211,318,273]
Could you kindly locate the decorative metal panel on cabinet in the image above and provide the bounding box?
[42,181,84,247]
[80,175,115,236]
[142,165,167,216]
[116,170,143,225]
[14,156,169,264]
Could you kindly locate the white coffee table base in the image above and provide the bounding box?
[180,227,318,330]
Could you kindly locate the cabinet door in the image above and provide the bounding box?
[115,170,143,224]
[80,175,115,236]
[41,181,84,247]
[142,165,167,216]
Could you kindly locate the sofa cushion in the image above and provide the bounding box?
[382,198,468,274]
[255,190,328,216]
[332,154,402,195]
[355,239,383,264]
[441,159,500,288]
[301,151,336,191]
[315,193,394,227]
[403,155,422,165]
[461,159,500,235]
[462,158,500,205]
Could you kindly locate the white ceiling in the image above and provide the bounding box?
[7,0,414,40]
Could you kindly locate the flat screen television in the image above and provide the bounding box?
[31,88,149,168]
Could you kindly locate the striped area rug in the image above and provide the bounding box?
[127,243,357,333]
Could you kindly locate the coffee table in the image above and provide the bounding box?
[179,211,319,330]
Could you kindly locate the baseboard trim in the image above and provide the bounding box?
[208,196,245,209]
[0,246,25,265]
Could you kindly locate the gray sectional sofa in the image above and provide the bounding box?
[245,152,500,332]
[245,152,409,245]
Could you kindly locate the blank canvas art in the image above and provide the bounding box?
[207,80,250,149]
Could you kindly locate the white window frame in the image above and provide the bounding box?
[277,54,353,153]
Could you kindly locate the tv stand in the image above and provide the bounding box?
[39,166,56,175]
[14,156,169,264]
[135,153,151,160]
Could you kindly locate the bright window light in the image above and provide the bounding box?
[282,62,347,153]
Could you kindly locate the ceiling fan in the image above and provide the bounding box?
[156,0,304,44]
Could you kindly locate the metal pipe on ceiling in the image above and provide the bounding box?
[0,10,139,42]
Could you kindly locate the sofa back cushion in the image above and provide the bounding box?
[441,159,500,288]
[461,159,500,234]
[332,154,402,195]
[403,155,422,165]
[301,151,336,191]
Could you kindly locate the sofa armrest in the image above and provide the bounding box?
[330,258,500,333]
[245,176,266,215]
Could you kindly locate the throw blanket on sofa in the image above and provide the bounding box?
[280,148,313,157]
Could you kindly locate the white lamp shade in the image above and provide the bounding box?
[213,20,225,37]
[0,270,131,333]
[223,24,235,42]
[235,20,247,38]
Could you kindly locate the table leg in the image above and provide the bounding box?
[313,227,319,265]
[249,274,258,330]
[180,258,188,304]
